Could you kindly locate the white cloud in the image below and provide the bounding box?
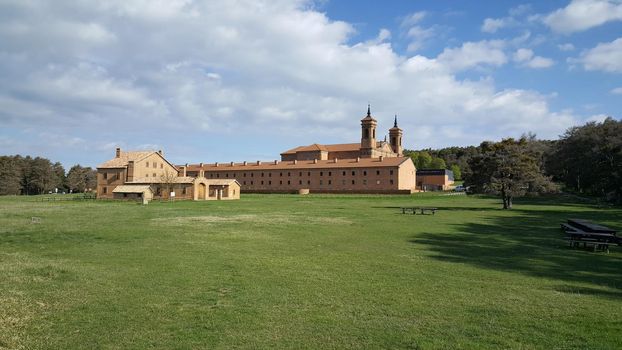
[401,11,435,52]
[544,0,622,34]
[401,11,427,27]
[575,37,622,72]
[587,113,610,123]
[0,0,582,161]
[558,43,575,51]
[513,48,555,68]
[481,18,507,33]
[611,87,622,94]
[437,40,507,71]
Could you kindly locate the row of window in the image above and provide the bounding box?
[146,161,164,169]
[206,169,394,179]
[240,179,394,186]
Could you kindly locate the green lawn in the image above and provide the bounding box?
[1,193,621,349]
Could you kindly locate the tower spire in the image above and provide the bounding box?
[367,104,371,117]
[394,114,398,128]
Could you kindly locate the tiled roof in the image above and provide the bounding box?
[97,151,154,168]
[183,157,411,171]
[281,143,361,154]
[112,185,152,193]
[204,179,240,186]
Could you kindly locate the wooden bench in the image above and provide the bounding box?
[401,207,438,215]
[563,236,610,252]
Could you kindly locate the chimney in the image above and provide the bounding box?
[356,157,360,162]
[215,162,219,167]
[334,158,338,163]
[256,160,261,165]
[199,162,203,168]
[243,161,247,166]
[115,147,121,158]
[313,159,318,164]
[274,160,278,165]
[183,164,187,177]
[293,160,298,164]
[379,156,384,162]
[231,161,235,166]
[158,150,162,155]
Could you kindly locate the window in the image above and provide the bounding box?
[261,173,264,177]
[307,180,310,185]
[251,173,254,177]
[251,181,254,185]
[287,180,291,185]
[210,174,214,178]
[364,129,369,138]
[352,180,355,185]
[160,163,163,169]
[279,180,283,185]
[153,173,156,178]
[216,174,220,178]
[244,173,247,177]
[243,181,246,185]
[268,181,272,185]
[328,180,332,185]
[261,181,264,185]
[103,173,108,179]
[352,171,355,176]
[287,172,291,177]
[299,180,302,185]
[390,180,394,185]
[307,172,310,176]
[146,174,149,177]
[328,171,332,176]
[146,161,149,167]
[268,173,271,177]
[299,172,302,176]
[363,171,367,176]
[342,171,346,176]
[320,172,323,176]
[376,170,380,175]
[103,187,107,194]
[280,172,283,177]
[390,170,394,175]
[182,187,186,195]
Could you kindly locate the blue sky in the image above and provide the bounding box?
[0,0,620,168]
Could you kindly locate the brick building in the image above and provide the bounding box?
[180,106,417,194]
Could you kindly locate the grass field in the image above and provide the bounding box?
[1,193,621,349]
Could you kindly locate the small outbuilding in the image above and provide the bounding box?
[416,169,454,191]
[112,185,153,200]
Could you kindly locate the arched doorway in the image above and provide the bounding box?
[198,183,206,200]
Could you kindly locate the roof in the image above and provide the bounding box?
[128,176,197,184]
[184,157,412,171]
[98,151,154,168]
[112,185,152,193]
[281,143,361,155]
[416,169,454,176]
[205,179,241,186]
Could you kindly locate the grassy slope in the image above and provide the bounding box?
[0,193,621,349]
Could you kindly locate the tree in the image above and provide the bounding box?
[0,156,22,195]
[450,164,462,181]
[466,138,556,209]
[160,170,179,200]
[547,117,622,203]
[429,157,446,169]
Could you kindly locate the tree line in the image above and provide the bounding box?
[407,117,621,206]
[0,155,96,195]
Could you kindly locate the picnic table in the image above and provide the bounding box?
[401,207,438,215]
[561,219,619,252]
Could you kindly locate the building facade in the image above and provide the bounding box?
[179,106,417,194]
[96,148,240,200]
[416,169,455,191]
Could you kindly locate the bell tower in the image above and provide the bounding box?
[389,115,403,156]
[360,104,377,158]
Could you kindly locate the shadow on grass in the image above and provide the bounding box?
[410,199,622,293]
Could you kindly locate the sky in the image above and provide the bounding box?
[0,0,621,168]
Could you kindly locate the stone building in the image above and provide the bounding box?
[180,106,417,194]
[96,148,240,200]
[416,169,455,191]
